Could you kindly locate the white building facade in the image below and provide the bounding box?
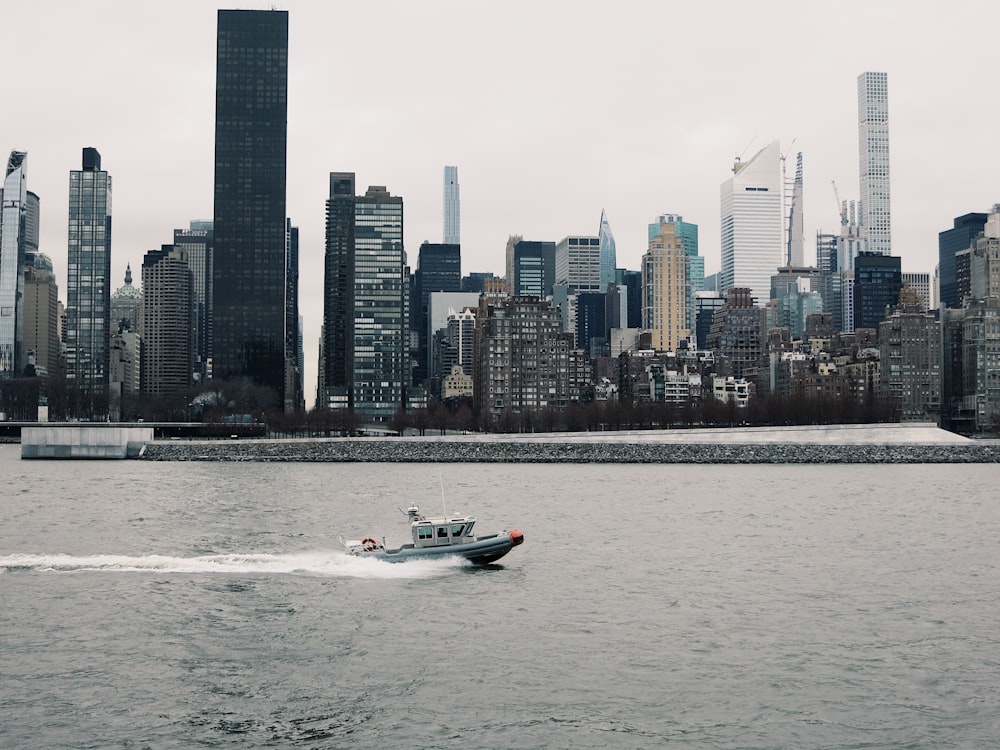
[858,72,891,255]
[720,140,784,305]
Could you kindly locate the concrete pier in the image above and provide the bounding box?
[21,424,154,459]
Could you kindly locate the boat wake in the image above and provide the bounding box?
[0,551,466,579]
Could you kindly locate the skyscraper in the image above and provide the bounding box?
[0,151,27,376]
[322,172,356,410]
[24,252,60,378]
[285,219,301,411]
[172,224,213,382]
[212,9,288,403]
[141,245,193,396]
[598,209,616,289]
[650,213,701,337]
[939,213,988,309]
[444,165,460,245]
[642,215,689,352]
[353,186,407,421]
[321,176,409,420]
[512,240,555,298]
[785,152,804,266]
[720,140,784,304]
[858,72,890,255]
[853,251,901,330]
[413,242,461,385]
[555,236,600,293]
[66,147,112,395]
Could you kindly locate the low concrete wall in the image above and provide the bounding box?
[139,439,1000,464]
[22,425,155,459]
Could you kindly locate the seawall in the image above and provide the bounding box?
[139,440,1000,464]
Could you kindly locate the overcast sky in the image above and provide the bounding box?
[5,1,998,406]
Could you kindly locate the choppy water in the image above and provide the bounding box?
[1,444,998,749]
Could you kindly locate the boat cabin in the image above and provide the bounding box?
[410,514,476,548]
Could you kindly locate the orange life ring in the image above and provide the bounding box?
[361,537,379,551]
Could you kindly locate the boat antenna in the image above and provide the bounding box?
[439,469,447,519]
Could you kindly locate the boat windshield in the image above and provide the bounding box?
[451,524,465,537]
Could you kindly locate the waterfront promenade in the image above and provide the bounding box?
[139,423,1000,463]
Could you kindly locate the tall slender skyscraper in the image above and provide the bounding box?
[444,166,460,245]
[66,147,112,394]
[212,9,289,403]
[0,151,27,375]
[858,72,890,255]
[284,219,302,412]
[322,172,356,410]
[354,186,407,421]
[785,152,804,266]
[598,209,616,289]
[720,140,784,304]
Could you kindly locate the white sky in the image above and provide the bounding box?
[5,1,999,407]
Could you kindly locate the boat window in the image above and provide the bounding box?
[436,527,449,538]
[465,521,475,535]
[451,524,465,537]
[417,527,433,540]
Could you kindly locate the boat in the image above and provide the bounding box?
[345,505,524,564]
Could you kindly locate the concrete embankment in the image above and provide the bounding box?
[140,440,1000,464]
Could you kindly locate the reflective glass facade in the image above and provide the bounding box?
[853,252,901,330]
[66,148,112,388]
[212,9,288,401]
[353,187,406,422]
[512,241,555,298]
[598,210,616,289]
[413,243,461,384]
[939,213,987,310]
[0,151,27,375]
[322,172,356,407]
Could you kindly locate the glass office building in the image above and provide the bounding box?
[212,9,289,402]
[66,147,112,390]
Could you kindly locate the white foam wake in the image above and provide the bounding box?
[0,551,465,579]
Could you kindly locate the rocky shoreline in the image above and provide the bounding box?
[140,440,1000,464]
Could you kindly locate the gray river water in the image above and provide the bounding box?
[1,446,998,748]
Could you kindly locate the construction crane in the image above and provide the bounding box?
[831,180,847,225]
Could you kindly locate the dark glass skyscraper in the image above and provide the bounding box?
[322,177,408,421]
[322,172,356,410]
[413,242,461,384]
[66,147,112,395]
[212,9,288,403]
[939,213,988,310]
[512,240,555,298]
[853,252,902,330]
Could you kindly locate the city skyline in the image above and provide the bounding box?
[4,1,998,405]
